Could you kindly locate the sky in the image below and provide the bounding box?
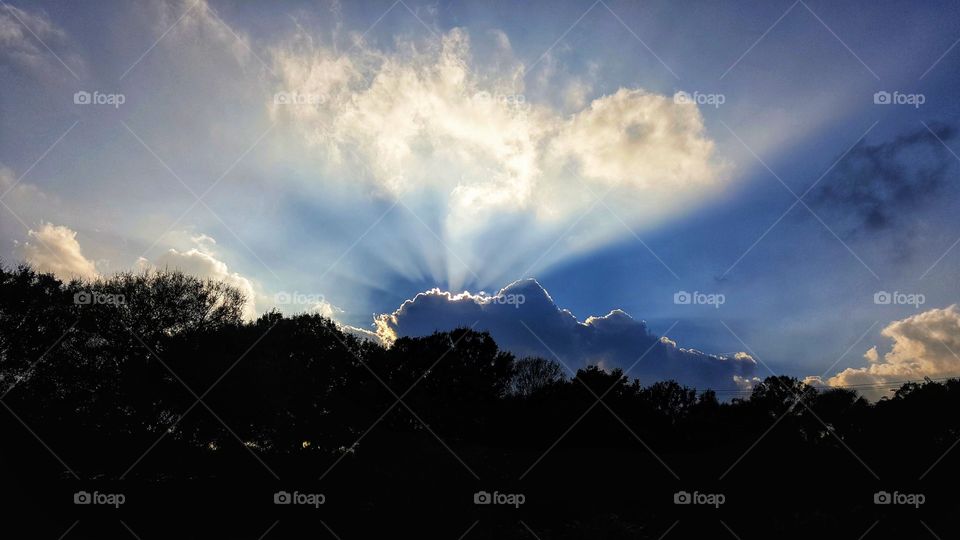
[2,0,960,398]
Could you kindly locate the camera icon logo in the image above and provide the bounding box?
[74,291,92,305]
[473,491,491,505]
[674,291,692,305]
[674,91,692,105]
[673,491,691,504]
[873,91,891,105]
[874,291,892,305]
[274,491,291,504]
[472,90,492,104]
[74,91,91,105]
[74,491,91,504]
[874,491,891,504]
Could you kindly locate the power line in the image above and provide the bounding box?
[708,376,960,395]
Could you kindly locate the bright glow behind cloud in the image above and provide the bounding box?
[270,26,728,288]
[2,1,734,322]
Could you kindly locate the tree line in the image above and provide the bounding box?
[2,263,958,537]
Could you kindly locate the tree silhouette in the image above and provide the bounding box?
[3,261,960,537]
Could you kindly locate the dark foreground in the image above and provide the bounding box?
[2,264,959,538]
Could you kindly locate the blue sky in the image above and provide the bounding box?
[3,0,960,396]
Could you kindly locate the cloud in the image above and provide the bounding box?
[137,247,258,320]
[2,7,729,294]
[551,88,718,190]
[270,27,727,284]
[734,375,763,394]
[0,4,80,78]
[374,278,757,391]
[809,123,958,238]
[272,27,725,206]
[271,28,544,209]
[9,218,352,327]
[141,232,366,330]
[820,305,960,400]
[16,223,98,281]
[11,219,358,329]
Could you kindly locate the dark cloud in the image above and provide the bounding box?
[374,279,757,391]
[809,122,957,237]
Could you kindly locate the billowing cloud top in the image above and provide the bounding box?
[16,222,98,281]
[808,305,960,400]
[272,28,724,207]
[375,278,756,391]
[270,26,727,287]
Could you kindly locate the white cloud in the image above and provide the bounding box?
[272,28,543,210]
[822,305,960,400]
[562,77,591,110]
[269,27,727,279]
[140,232,354,325]
[16,223,98,281]
[137,247,258,320]
[307,297,342,319]
[374,278,757,391]
[551,88,719,190]
[734,375,762,394]
[9,218,346,326]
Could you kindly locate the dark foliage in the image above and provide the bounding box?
[2,263,958,538]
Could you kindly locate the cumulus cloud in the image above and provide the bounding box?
[140,233,372,333]
[16,223,98,281]
[12,220,359,328]
[551,88,718,190]
[137,247,258,320]
[269,27,727,281]
[821,305,960,400]
[271,28,544,209]
[374,278,757,391]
